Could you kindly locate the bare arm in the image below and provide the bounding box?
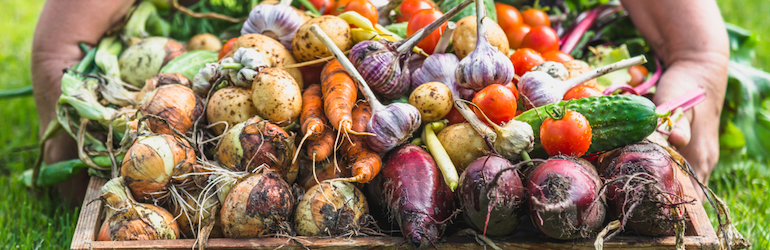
[32,0,135,163]
[620,1,730,184]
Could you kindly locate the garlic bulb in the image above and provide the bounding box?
[241,3,303,50]
[533,61,569,81]
[455,0,514,91]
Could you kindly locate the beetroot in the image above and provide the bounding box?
[369,144,455,249]
[597,141,686,236]
[526,156,606,239]
[458,155,526,236]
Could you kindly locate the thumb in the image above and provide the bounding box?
[667,115,691,149]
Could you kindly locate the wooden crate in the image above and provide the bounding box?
[71,166,719,250]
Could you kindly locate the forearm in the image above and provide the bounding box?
[32,0,135,162]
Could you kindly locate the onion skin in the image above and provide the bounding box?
[220,170,295,238]
[121,134,196,202]
[138,73,192,102]
[596,142,684,236]
[369,144,455,249]
[108,203,180,241]
[526,156,606,240]
[294,181,368,236]
[365,102,422,152]
[139,84,204,135]
[458,155,525,236]
[174,190,223,238]
[216,117,298,183]
[206,86,259,135]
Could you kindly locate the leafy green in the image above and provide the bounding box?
[384,22,408,40]
[160,50,219,80]
[586,44,632,89]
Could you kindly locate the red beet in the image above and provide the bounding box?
[458,155,526,236]
[597,141,686,236]
[369,144,455,249]
[526,156,606,239]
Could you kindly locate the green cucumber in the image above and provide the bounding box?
[515,95,658,158]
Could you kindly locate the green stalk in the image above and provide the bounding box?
[423,120,459,191]
[0,86,33,99]
[24,154,124,188]
[295,0,320,16]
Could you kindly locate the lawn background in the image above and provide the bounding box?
[0,0,767,249]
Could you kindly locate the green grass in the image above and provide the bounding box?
[0,0,768,249]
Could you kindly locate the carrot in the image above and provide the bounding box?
[321,59,372,138]
[293,84,327,163]
[336,101,382,183]
[306,126,336,162]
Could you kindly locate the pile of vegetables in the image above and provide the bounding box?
[28,0,751,249]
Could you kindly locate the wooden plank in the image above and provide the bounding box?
[73,167,721,250]
[71,176,107,250]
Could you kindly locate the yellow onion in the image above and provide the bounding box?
[139,84,204,135]
[99,177,181,241]
[173,189,223,238]
[220,169,295,238]
[206,86,259,135]
[296,156,350,191]
[121,134,196,202]
[137,73,192,102]
[294,180,368,236]
[216,117,298,183]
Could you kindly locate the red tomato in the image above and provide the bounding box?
[521,25,559,53]
[307,0,336,14]
[343,0,379,26]
[521,8,550,27]
[563,85,603,100]
[495,3,523,31]
[505,24,530,50]
[541,50,573,63]
[329,0,350,15]
[445,106,466,125]
[540,109,592,157]
[407,9,445,54]
[396,0,435,23]
[471,84,518,126]
[218,37,237,60]
[503,81,520,100]
[510,48,544,77]
[628,65,649,87]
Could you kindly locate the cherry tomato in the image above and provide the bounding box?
[521,8,550,27]
[521,25,559,53]
[307,0,336,14]
[495,3,523,31]
[510,48,544,77]
[503,81,520,100]
[329,0,350,15]
[628,65,649,87]
[218,37,237,60]
[505,24,530,50]
[445,106,466,125]
[540,109,592,157]
[396,0,435,23]
[471,84,518,126]
[563,85,602,100]
[541,50,573,63]
[407,9,445,54]
[343,0,379,26]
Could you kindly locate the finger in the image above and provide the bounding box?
[667,115,691,149]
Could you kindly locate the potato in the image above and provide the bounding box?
[562,59,597,88]
[187,33,222,51]
[251,68,302,125]
[409,82,453,123]
[231,34,304,88]
[437,123,490,172]
[291,16,352,64]
[206,87,259,135]
[452,15,510,60]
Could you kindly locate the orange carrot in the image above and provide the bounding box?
[293,84,327,163]
[306,126,336,162]
[337,101,382,183]
[321,59,371,138]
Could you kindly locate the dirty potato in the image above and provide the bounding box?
[409,82,453,123]
[206,86,259,135]
[251,68,302,125]
[291,16,352,64]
